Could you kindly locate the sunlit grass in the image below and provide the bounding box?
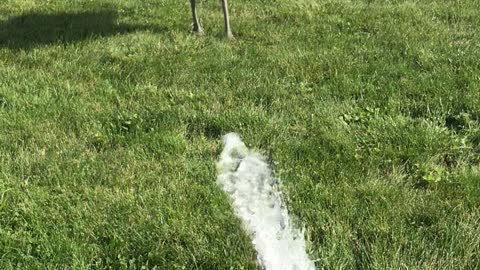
[1,0,479,269]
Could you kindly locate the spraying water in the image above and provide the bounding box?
[217,133,316,270]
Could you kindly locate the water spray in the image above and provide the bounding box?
[217,133,316,270]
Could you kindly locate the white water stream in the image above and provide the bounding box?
[217,133,316,270]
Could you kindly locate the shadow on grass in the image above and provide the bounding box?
[0,9,167,49]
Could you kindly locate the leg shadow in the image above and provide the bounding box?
[0,9,167,50]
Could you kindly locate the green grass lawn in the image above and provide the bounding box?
[1,0,479,269]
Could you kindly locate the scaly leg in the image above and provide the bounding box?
[221,0,233,38]
[190,0,204,34]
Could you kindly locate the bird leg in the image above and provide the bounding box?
[190,0,204,35]
[221,0,233,38]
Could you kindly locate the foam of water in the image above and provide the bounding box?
[217,133,316,270]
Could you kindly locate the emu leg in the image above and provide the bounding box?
[190,0,204,34]
[221,0,233,38]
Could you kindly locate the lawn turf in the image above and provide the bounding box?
[0,0,479,269]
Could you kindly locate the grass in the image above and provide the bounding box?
[1,0,479,269]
